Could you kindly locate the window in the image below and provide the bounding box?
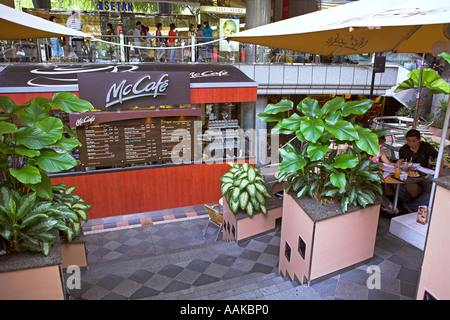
[298,235,306,260]
[285,241,291,262]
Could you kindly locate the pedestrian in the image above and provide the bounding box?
[155,22,165,62]
[202,21,213,62]
[66,11,84,58]
[103,22,115,60]
[133,21,142,56]
[168,23,177,62]
[196,24,204,62]
[185,24,196,61]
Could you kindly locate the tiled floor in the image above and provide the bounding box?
[67,208,424,300]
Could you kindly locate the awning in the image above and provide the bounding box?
[0,4,94,40]
[0,64,258,104]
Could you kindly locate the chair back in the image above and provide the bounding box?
[204,204,223,225]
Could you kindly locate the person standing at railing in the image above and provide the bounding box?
[168,23,177,62]
[48,16,64,61]
[196,24,204,62]
[133,21,142,57]
[66,11,84,59]
[186,24,196,61]
[203,21,213,62]
[103,22,115,60]
[155,23,165,62]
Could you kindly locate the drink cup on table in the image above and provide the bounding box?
[394,165,401,179]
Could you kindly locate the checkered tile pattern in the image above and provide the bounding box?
[66,209,424,300]
[66,218,281,300]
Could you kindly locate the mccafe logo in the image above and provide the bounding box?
[105,74,169,108]
[189,70,229,79]
[75,115,96,127]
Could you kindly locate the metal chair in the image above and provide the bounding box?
[203,204,223,241]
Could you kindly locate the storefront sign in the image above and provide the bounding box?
[78,71,190,109]
[98,1,133,12]
[200,6,246,15]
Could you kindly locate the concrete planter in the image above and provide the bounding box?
[279,192,381,285]
[429,126,450,140]
[222,180,284,242]
[0,231,65,300]
[60,232,88,270]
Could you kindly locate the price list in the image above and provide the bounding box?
[160,119,193,161]
[77,117,195,167]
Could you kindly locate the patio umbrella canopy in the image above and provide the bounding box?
[229,0,450,56]
[0,4,94,40]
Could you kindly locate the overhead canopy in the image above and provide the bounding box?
[0,4,94,40]
[229,0,450,56]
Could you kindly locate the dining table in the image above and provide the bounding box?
[381,163,434,214]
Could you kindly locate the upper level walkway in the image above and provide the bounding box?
[3,35,445,97]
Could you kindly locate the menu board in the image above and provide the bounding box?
[77,117,195,167]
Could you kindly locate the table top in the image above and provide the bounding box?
[384,173,429,184]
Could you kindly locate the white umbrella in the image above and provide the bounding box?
[229,0,450,56]
[0,4,94,40]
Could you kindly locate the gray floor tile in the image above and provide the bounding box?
[72,210,423,301]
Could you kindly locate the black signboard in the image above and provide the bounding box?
[77,117,195,167]
[77,71,191,109]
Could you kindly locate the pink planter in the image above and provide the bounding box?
[279,192,380,285]
[222,181,284,242]
[222,199,282,242]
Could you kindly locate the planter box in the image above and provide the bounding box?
[60,232,88,270]
[279,192,381,285]
[222,180,285,242]
[429,126,450,140]
[417,176,450,300]
[0,232,65,300]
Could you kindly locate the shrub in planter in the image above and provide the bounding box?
[0,187,67,256]
[0,93,93,255]
[51,183,91,242]
[220,162,271,217]
[258,97,384,213]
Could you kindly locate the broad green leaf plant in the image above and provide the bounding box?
[0,92,93,255]
[258,97,384,213]
[220,162,271,218]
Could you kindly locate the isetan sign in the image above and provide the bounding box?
[78,72,190,109]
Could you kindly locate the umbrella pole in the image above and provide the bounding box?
[412,53,426,129]
[427,97,450,222]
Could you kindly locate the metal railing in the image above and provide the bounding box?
[1,34,445,73]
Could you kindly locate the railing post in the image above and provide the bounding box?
[119,31,126,62]
[191,35,196,62]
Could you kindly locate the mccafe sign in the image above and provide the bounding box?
[77,71,190,109]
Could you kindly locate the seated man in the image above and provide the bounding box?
[398,129,441,212]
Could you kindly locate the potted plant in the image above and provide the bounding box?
[219,162,283,242]
[51,183,91,269]
[0,92,93,299]
[220,162,271,217]
[258,97,384,284]
[394,67,450,129]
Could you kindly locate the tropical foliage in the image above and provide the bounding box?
[258,97,384,213]
[0,92,93,255]
[220,162,271,218]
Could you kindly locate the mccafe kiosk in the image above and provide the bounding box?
[0,63,258,219]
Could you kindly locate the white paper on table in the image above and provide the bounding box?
[380,163,395,174]
[416,166,435,175]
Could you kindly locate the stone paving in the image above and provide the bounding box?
[65,211,423,300]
